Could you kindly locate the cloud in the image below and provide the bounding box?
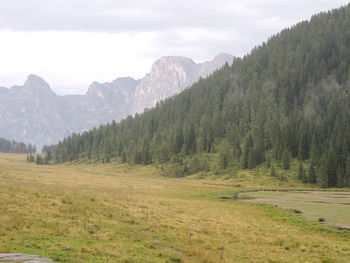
[0,0,348,94]
[0,31,156,94]
[0,0,348,32]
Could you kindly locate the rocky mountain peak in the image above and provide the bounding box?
[214,53,234,62]
[86,81,106,97]
[110,77,138,91]
[22,74,55,96]
[151,56,196,74]
[25,74,49,87]
[156,56,195,64]
[133,54,233,113]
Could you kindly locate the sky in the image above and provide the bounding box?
[0,0,348,95]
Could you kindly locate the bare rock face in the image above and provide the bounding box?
[133,53,233,113]
[0,54,233,150]
[0,87,8,96]
[0,253,53,262]
[0,75,71,150]
[68,77,137,132]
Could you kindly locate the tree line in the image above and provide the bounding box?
[0,138,36,154]
[42,5,350,187]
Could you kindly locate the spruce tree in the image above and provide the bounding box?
[270,165,276,177]
[187,125,197,154]
[121,151,127,163]
[241,148,249,169]
[308,165,317,184]
[326,145,337,187]
[345,156,350,187]
[336,167,345,187]
[174,128,184,154]
[241,135,253,169]
[318,156,329,188]
[309,134,318,165]
[247,149,255,169]
[298,162,306,183]
[281,148,291,170]
[36,155,42,165]
[265,153,271,168]
[219,143,230,169]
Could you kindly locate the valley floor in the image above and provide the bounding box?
[0,154,349,262]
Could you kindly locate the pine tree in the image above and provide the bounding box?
[336,166,345,187]
[308,165,317,184]
[309,134,318,165]
[241,147,249,169]
[345,156,350,187]
[121,151,127,163]
[134,151,141,164]
[265,153,271,168]
[270,165,276,177]
[174,128,184,154]
[326,145,337,187]
[298,162,306,183]
[247,148,255,169]
[187,125,197,154]
[241,135,253,169]
[36,155,43,165]
[318,156,328,188]
[219,143,231,169]
[281,148,291,170]
[44,154,49,165]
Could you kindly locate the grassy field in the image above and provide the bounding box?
[0,154,350,262]
[239,191,350,229]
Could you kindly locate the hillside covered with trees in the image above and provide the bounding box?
[0,138,36,154]
[44,5,350,188]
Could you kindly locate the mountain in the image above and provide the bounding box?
[133,53,233,113]
[63,77,138,132]
[0,87,8,96]
[0,75,71,148]
[0,54,232,149]
[46,4,350,188]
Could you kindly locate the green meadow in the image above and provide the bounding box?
[0,154,350,263]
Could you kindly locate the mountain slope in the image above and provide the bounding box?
[47,4,350,188]
[0,55,232,149]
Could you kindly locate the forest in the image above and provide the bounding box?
[0,138,36,154]
[42,5,350,188]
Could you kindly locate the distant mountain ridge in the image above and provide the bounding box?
[0,54,233,149]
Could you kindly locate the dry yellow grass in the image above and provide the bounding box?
[0,153,349,263]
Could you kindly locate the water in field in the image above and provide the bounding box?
[239,191,350,229]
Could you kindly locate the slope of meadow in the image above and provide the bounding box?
[0,154,350,262]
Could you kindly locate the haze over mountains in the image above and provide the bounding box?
[0,54,233,149]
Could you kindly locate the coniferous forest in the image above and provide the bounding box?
[0,138,36,154]
[43,5,350,187]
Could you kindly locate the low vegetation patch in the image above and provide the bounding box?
[239,191,350,230]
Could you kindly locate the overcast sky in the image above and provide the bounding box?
[0,0,348,95]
